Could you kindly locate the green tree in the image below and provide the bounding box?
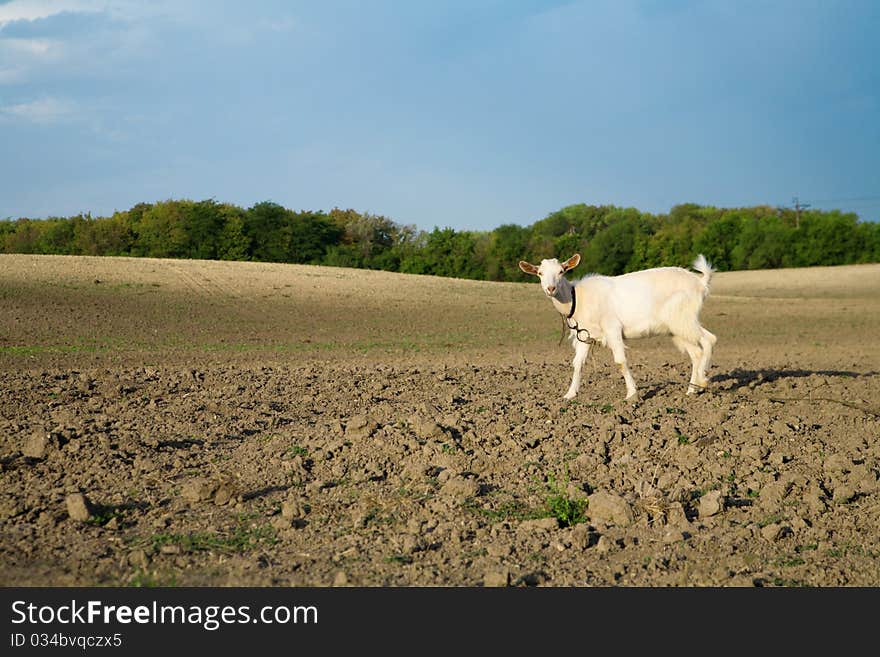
[401,227,483,279]
[731,214,793,269]
[486,224,531,281]
[527,204,618,263]
[384,223,425,272]
[35,218,76,254]
[793,210,860,266]
[0,219,16,251]
[137,200,191,257]
[855,220,880,263]
[582,208,648,274]
[122,203,152,256]
[3,218,44,253]
[286,211,341,264]
[2,200,877,275]
[217,205,251,261]
[72,214,134,255]
[639,204,712,269]
[326,209,397,269]
[245,201,293,263]
[693,211,743,271]
[184,199,226,260]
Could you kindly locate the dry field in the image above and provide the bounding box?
[1,254,879,586]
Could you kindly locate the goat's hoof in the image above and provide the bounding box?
[563,393,576,401]
[625,391,640,403]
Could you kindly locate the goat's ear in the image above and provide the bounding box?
[518,261,539,276]
[562,254,581,271]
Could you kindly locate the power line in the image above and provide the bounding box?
[808,200,880,210]
[792,196,810,228]
[806,195,880,204]
[776,195,880,223]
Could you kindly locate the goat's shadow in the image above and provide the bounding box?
[710,368,877,392]
[636,368,877,401]
[638,380,678,401]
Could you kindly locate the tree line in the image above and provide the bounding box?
[2,199,878,280]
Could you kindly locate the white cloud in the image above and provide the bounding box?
[0,35,64,84]
[0,1,143,85]
[0,67,24,82]
[260,16,297,34]
[0,0,106,29]
[0,96,77,123]
[1,36,54,54]
[0,0,198,32]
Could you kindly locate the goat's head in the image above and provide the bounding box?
[518,254,581,297]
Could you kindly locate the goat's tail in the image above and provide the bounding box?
[692,254,714,293]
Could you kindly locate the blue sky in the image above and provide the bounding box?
[1,0,878,231]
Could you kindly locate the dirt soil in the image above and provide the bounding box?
[1,254,879,586]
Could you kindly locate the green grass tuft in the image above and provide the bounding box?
[541,470,587,528]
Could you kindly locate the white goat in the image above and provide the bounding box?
[519,254,717,401]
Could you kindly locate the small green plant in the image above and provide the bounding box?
[136,517,277,555]
[677,434,690,445]
[771,577,807,588]
[774,555,806,567]
[463,548,488,559]
[464,499,538,522]
[758,513,784,528]
[128,570,177,588]
[385,554,413,565]
[287,444,308,458]
[542,471,587,528]
[544,492,587,527]
[86,502,130,527]
[362,508,395,526]
[826,543,866,558]
[86,508,124,527]
[665,407,686,415]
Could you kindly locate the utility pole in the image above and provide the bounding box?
[792,196,810,229]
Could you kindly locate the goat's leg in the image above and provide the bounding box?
[697,327,717,388]
[673,336,704,394]
[607,332,638,400]
[563,340,591,400]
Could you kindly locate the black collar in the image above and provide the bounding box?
[567,286,577,319]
